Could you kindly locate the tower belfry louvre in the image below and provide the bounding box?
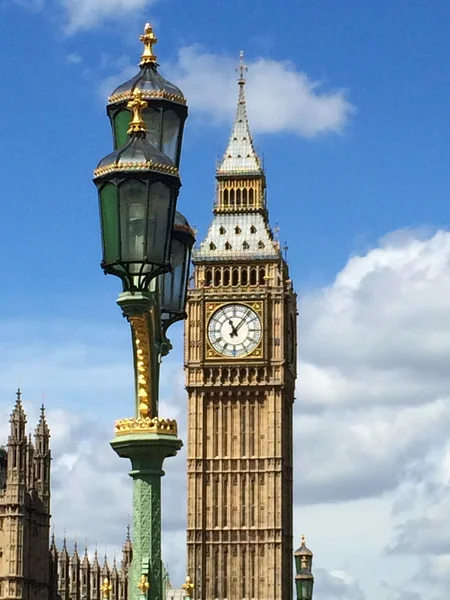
[185,52,297,600]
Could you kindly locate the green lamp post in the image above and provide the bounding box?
[93,27,194,600]
[294,535,314,600]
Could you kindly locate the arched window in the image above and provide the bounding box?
[225,242,232,250]
[250,225,257,234]
[214,269,221,286]
[243,241,249,250]
[232,268,239,286]
[223,268,230,286]
[259,267,266,285]
[223,189,229,206]
[236,189,241,206]
[205,269,212,286]
[243,188,248,206]
[249,188,254,205]
[241,268,248,285]
[250,268,257,285]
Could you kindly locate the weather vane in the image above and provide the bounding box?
[237,50,247,83]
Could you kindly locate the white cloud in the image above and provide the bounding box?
[61,0,154,34]
[66,52,82,64]
[169,45,354,137]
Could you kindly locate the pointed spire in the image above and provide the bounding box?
[217,51,262,177]
[121,524,133,571]
[50,531,58,560]
[10,389,26,428]
[36,404,50,436]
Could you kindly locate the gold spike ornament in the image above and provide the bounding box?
[138,574,150,595]
[140,23,158,65]
[182,575,194,598]
[127,88,148,135]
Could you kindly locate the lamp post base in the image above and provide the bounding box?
[111,431,183,600]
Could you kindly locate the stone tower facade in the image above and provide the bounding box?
[0,391,51,600]
[185,54,297,600]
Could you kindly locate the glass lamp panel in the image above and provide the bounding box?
[144,107,163,149]
[100,183,119,263]
[161,238,184,316]
[113,110,131,149]
[162,109,181,163]
[146,181,173,266]
[119,180,148,265]
[303,580,313,600]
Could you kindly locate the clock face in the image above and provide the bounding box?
[208,304,262,358]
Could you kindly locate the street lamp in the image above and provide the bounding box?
[93,24,194,600]
[294,535,314,600]
[107,23,188,168]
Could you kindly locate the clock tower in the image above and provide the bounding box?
[185,53,297,600]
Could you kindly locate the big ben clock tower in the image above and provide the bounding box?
[185,53,297,600]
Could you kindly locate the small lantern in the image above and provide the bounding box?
[294,535,314,600]
[107,23,188,168]
[94,89,181,292]
[159,211,195,333]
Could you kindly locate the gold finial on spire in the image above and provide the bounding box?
[237,50,247,84]
[182,575,194,597]
[140,23,158,66]
[301,533,306,544]
[301,556,308,569]
[127,88,148,134]
[101,578,112,598]
[137,574,150,595]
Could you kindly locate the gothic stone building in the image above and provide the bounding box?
[0,394,136,600]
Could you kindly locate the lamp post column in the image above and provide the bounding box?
[111,293,182,600]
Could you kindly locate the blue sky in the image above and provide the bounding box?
[2,0,450,316]
[1,2,450,599]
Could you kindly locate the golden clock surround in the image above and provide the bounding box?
[204,300,264,361]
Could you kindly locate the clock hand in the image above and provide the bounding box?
[235,310,250,333]
[228,319,238,337]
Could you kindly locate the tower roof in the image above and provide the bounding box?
[35,404,50,438]
[294,534,313,556]
[10,389,26,425]
[216,51,262,177]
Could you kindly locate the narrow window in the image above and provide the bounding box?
[232,268,239,286]
[250,225,257,234]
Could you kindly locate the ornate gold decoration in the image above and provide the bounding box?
[140,23,158,66]
[137,574,150,594]
[129,315,152,418]
[94,160,178,178]
[101,578,112,598]
[115,416,178,436]
[127,88,148,134]
[301,556,308,569]
[108,89,186,107]
[182,575,194,597]
[301,533,306,544]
